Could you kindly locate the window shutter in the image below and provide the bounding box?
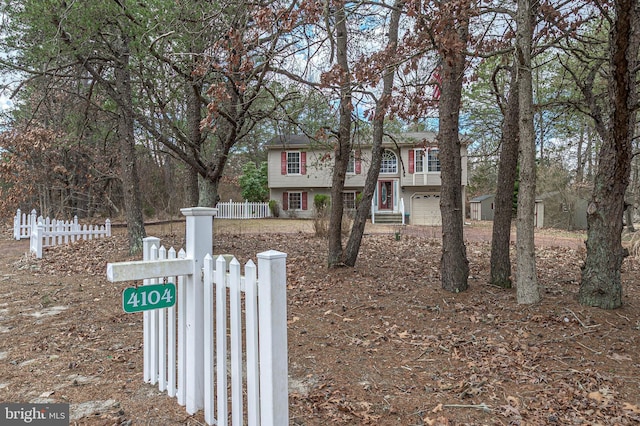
[283,192,288,210]
[408,150,415,174]
[281,152,287,175]
[301,152,307,175]
[302,192,308,210]
[355,151,362,174]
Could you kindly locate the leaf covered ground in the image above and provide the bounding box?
[0,220,639,425]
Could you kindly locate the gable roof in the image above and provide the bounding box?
[470,194,495,203]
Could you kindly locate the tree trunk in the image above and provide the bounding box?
[327,3,352,268]
[198,175,220,207]
[490,68,519,288]
[579,0,638,309]
[184,167,199,207]
[114,36,146,255]
[438,0,470,293]
[515,0,540,304]
[343,1,401,267]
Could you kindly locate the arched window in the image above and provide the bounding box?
[380,149,398,174]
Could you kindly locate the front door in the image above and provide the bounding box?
[378,181,393,210]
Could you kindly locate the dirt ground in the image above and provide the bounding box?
[1,219,639,425]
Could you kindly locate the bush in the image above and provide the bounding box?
[268,199,280,218]
[313,194,331,237]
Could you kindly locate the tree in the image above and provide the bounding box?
[327,1,353,268]
[343,0,403,267]
[435,0,472,293]
[579,0,639,309]
[238,161,268,202]
[514,0,541,304]
[490,65,520,288]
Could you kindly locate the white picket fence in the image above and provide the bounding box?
[106,208,288,426]
[13,208,37,240]
[28,214,111,259]
[216,200,271,219]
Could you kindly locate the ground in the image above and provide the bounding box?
[1,219,639,425]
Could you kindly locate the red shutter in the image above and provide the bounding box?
[409,150,415,174]
[281,152,287,175]
[302,192,308,210]
[283,192,288,210]
[355,151,362,174]
[301,152,307,175]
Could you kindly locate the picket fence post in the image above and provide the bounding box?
[257,250,289,426]
[30,222,43,259]
[181,207,217,415]
[14,209,21,240]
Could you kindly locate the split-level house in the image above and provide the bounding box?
[266,132,468,226]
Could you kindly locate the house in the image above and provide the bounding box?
[470,194,495,221]
[266,132,468,226]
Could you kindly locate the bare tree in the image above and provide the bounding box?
[515,0,541,304]
[437,0,471,293]
[490,65,519,288]
[579,0,639,309]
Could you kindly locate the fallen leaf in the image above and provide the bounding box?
[432,403,443,413]
[608,353,632,362]
[588,391,604,403]
[623,402,640,414]
[288,316,300,325]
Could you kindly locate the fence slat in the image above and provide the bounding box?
[143,237,161,383]
[176,249,187,407]
[167,247,178,398]
[245,260,260,426]
[158,245,168,392]
[215,255,228,426]
[203,254,215,426]
[230,258,244,426]
[149,244,160,386]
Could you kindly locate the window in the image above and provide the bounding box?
[380,150,398,174]
[343,192,357,210]
[414,148,426,173]
[281,151,306,175]
[283,191,308,210]
[287,152,300,174]
[288,192,302,210]
[427,149,440,172]
[347,152,355,174]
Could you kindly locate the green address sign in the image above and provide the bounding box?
[123,283,176,313]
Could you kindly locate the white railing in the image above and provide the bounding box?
[400,198,405,225]
[216,199,271,219]
[106,208,288,426]
[30,216,111,258]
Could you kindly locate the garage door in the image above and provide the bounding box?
[412,194,441,226]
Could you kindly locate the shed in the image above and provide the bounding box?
[470,194,495,221]
[535,191,588,230]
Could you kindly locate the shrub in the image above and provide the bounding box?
[268,199,280,218]
[313,194,331,237]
